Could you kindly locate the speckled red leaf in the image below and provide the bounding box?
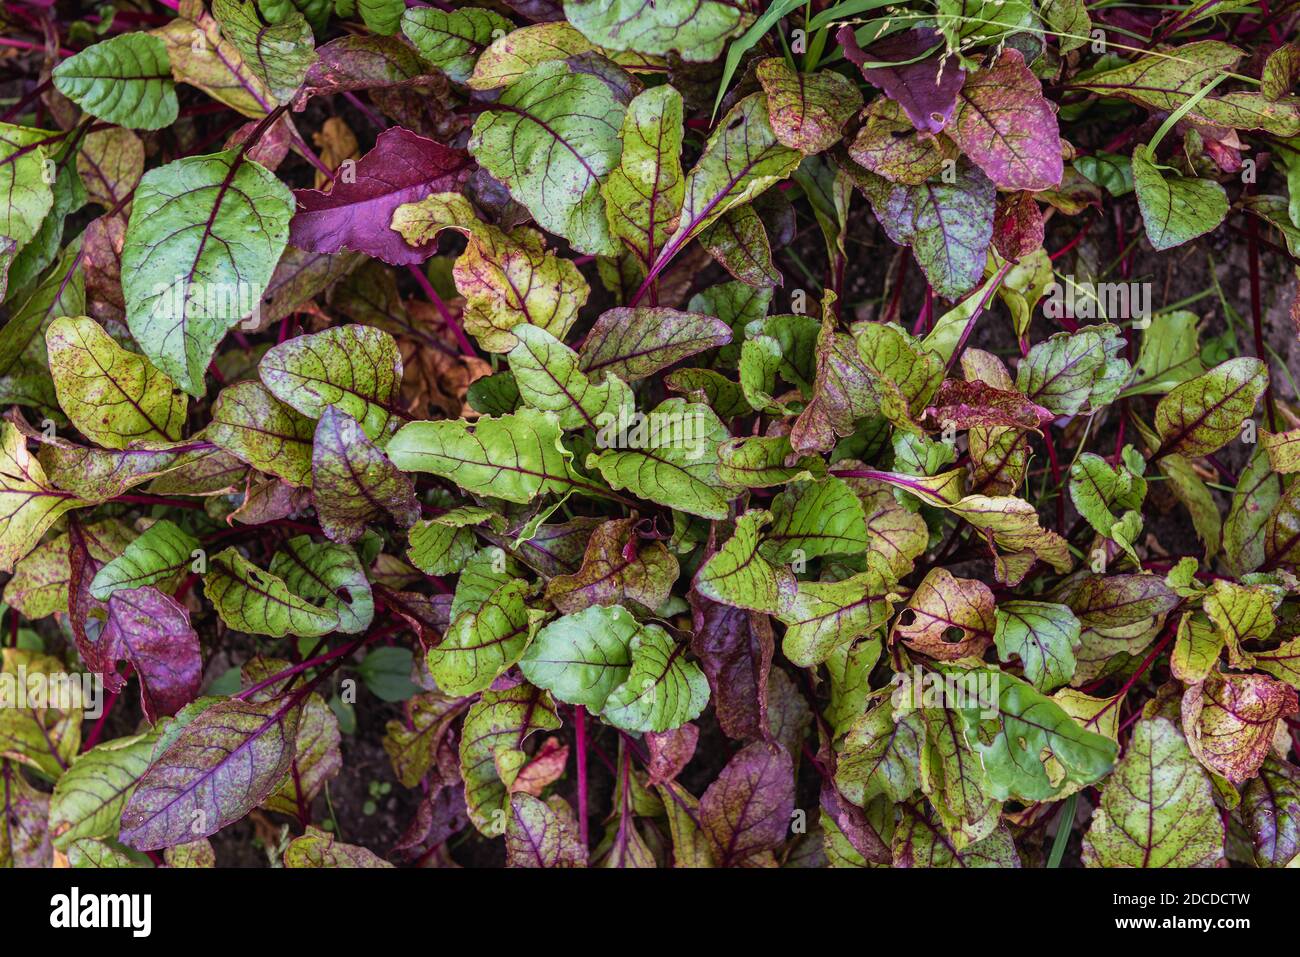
[311,405,420,544]
[119,696,301,850]
[950,49,1064,191]
[699,739,794,866]
[100,586,202,723]
[992,191,1046,260]
[924,378,1054,430]
[689,587,774,742]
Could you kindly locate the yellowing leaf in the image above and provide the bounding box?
[468,21,664,90]
[46,316,186,449]
[0,422,90,573]
[756,59,862,155]
[152,7,276,117]
[1155,357,1268,458]
[391,192,589,353]
[0,123,56,253]
[894,568,996,661]
[1181,671,1298,784]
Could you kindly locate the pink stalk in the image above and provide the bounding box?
[343,92,386,130]
[407,265,476,357]
[575,706,590,848]
[1245,213,1279,430]
[0,37,76,57]
[237,623,401,701]
[944,260,1015,371]
[83,686,121,752]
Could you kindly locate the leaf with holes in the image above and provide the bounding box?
[958,668,1118,801]
[895,568,996,661]
[268,536,374,636]
[391,192,590,353]
[992,601,1081,692]
[835,692,924,806]
[839,26,963,135]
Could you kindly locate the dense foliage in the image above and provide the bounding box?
[1,0,1300,869]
